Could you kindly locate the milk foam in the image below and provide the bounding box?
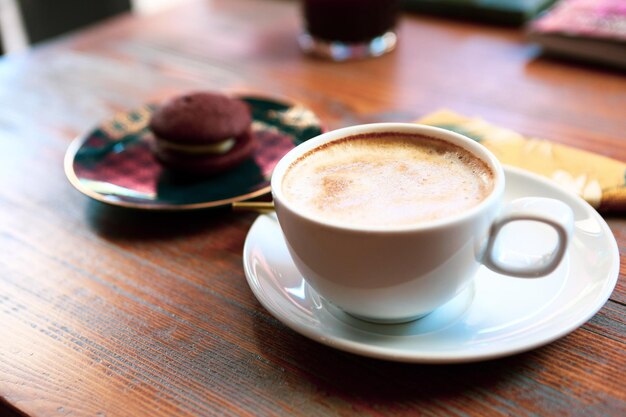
[282,133,494,227]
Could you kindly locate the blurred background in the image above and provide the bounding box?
[0,0,193,54]
[0,0,623,69]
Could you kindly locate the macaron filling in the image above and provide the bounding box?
[155,137,236,155]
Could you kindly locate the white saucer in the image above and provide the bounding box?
[242,166,619,363]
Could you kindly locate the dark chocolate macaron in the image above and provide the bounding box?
[149,92,255,176]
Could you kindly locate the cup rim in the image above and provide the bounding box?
[271,123,505,233]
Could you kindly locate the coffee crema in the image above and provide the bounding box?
[281,133,494,227]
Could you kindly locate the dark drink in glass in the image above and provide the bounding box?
[299,0,400,61]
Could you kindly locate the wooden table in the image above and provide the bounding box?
[1,0,624,415]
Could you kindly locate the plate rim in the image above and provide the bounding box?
[242,166,620,363]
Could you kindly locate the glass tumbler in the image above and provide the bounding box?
[299,0,400,61]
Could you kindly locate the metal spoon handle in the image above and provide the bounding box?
[231,201,275,213]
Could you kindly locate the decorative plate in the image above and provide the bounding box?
[64,95,323,210]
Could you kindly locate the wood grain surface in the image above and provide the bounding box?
[0,0,624,416]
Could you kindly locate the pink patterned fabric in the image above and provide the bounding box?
[532,0,626,40]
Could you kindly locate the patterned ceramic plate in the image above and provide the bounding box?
[64,95,323,210]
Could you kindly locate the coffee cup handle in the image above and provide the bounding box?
[483,197,574,278]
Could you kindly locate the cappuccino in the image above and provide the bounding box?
[282,132,494,227]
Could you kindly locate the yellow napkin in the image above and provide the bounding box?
[417,110,626,213]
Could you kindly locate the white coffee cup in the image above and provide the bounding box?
[271,123,574,323]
